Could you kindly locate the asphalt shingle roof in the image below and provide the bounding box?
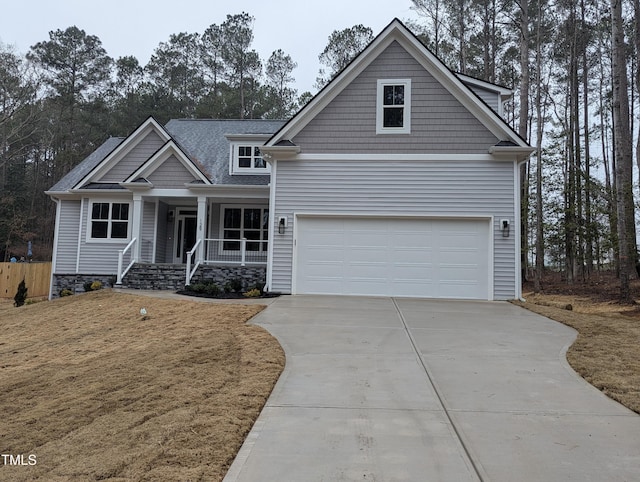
[48,137,125,192]
[48,119,286,192]
[164,119,285,186]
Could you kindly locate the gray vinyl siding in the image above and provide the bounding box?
[466,85,500,112]
[77,197,133,275]
[292,41,499,154]
[271,159,516,300]
[53,199,82,273]
[140,201,156,262]
[147,155,198,188]
[156,202,169,263]
[97,131,165,182]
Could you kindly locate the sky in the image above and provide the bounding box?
[1,0,421,93]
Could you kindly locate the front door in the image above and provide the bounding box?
[174,210,198,264]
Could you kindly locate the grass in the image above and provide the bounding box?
[516,294,640,414]
[0,290,284,481]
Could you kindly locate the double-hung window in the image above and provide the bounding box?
[376,79,411,134]
[89,201,130,240]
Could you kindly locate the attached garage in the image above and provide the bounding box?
[294,216,492,300]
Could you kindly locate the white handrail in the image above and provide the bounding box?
[185,238,203,286]
[116,237,137,285]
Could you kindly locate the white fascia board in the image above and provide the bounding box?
[289,153,512,162]
[266,24,399,146]
[267,20,530,150]
[72,117,171,189]
[457,74,513,99]
[395,29,529,148]
[489,145,536,162]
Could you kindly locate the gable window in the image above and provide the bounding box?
[221,206,269,252]
[376,79,411,134]
[231,143,270,174]
[89,201,130,240]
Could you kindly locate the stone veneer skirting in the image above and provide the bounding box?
[52,264,267,298]
[51,274,117,298]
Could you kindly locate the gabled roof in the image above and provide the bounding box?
[123,139,211,185]
[48,118,286,193]
[72,117,171,190]
[265,18,530,152]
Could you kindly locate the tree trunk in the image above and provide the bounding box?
[611,0,636,303]
[534,0,545,293]
[519,0,530,283]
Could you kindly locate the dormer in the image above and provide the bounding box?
[226,134,272,175]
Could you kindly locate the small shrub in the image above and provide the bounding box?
[225,278,243,293]
[14,279,28,307]
[60,289,74,297]
[205,283,220,296]
[90,280,103,291]
[83,280,103,292]
[243,288,261,298]
[189,283,207,294]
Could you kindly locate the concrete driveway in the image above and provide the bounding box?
[223,296,640,482]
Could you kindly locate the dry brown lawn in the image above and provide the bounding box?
[0,290,285,481]
[517,293,640,414]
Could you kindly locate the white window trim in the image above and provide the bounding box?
[218,204,269,253]
[229,142,271,175]
[86,200,132,243]
[376,78,412,134]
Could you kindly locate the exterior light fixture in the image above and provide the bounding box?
[500,219,510,238]
[278,216,287,234]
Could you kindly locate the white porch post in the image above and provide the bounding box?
[132,194,143,261]
[197,196,207,263]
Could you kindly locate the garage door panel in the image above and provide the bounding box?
[296,217,490,300]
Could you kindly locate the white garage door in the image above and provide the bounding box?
[295,217,491,299]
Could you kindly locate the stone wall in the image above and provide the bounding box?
[190,265,266,290]
[52,274,117,298]
[51,264,267,296]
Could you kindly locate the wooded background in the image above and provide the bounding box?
[1,2,638,299]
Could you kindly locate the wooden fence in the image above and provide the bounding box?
[0,262,51,299]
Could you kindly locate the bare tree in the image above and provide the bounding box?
[611,0,636,302]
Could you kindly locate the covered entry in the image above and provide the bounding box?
[294,216,491,299]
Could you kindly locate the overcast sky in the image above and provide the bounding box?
[1,0,421,93]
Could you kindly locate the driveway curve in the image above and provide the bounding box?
[224,296,640,482]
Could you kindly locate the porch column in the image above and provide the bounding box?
[132,194,143,261]
[197,196,207,263]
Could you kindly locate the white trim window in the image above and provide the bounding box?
[221,205,269,252]
[230,143,270,174]
[376,79,411,134]
[89,201,130,240]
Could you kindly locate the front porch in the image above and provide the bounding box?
[115,190,270,288]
